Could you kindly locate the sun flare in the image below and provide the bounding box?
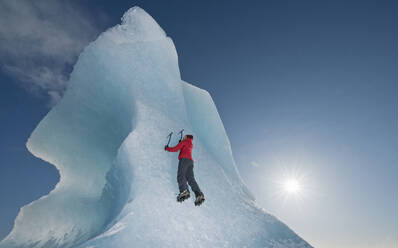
[271,164,313,205]
[284,179,301,194]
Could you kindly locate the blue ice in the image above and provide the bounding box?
[0,7,312,248]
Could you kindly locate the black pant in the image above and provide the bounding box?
[177,158,202,196]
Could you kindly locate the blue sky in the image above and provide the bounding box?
[1,1,397,247]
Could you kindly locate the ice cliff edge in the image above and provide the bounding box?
[0,7,312,248]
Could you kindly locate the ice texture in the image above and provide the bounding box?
[0,7,312,248]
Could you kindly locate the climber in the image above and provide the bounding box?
[165,134,205,206]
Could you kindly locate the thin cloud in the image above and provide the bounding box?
[0,0,106,105]
[251,161,260,167]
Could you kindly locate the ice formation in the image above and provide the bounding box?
[0,7,312,248]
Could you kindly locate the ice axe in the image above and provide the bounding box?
[178,129,184,142]
[166,132,173,147]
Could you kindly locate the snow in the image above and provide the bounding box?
[0,7,312,248]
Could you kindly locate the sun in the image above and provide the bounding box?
[284,178,301,194]
[272,166,308,201]
[266,160,317,209]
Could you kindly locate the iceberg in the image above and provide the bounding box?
[0,7,312,248]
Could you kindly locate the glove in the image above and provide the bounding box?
[164,145,168,151]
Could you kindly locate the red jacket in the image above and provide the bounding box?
[166,138,193,161]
